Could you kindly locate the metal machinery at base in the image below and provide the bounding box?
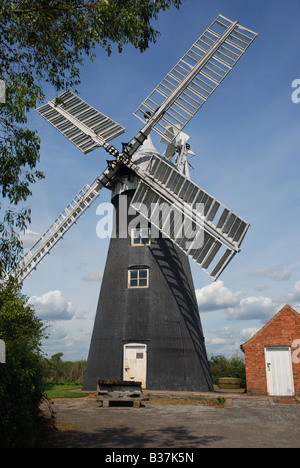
[12,15,257,391]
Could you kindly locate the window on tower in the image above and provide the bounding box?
[131,228,151,246]
[128,268,149,289]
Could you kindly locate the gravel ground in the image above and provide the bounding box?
[41,393,300,449]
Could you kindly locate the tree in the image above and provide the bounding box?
[0,0,182,277]
[51,352,64,362]
[209,354,246,388]
[0,278,47,447]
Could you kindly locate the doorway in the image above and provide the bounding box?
[123,343,147,388]
[265,347,295,396]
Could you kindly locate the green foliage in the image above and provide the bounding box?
[44,382,88,399]
[209,354,246,388]
[0,0,182,276]
[45,353,87,384]
[216,396,226,406]
[51,352,64,362]
[0,279,48,447]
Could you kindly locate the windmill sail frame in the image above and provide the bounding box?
[37,90,125,155]
[133,14,257,145]
[15,161,121,282]
[14,14,258,283]
[128,154,249,279]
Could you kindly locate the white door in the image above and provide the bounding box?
[265,347,295,396]
[123,344,147,388]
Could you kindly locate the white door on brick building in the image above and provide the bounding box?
[265,347,295,396]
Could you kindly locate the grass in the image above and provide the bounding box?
[44,382,89,399]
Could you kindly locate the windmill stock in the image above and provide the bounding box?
[14,15,258,391]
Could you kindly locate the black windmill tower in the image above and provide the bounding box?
[16,16,257,391]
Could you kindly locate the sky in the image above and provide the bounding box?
[18,0,300,361]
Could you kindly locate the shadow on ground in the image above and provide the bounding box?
[56,424,223,448]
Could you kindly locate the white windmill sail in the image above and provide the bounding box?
[19,14,257,283]
[128,154,249,280]
[14,161,121,282]
[36,15,257,160]
[133,14,257,144]
[37,90,125,155]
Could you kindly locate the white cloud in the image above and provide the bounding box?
[196,281,245,312]
[196,275,300,322]
[50,326,69,341]
[19,229,41,248]
[240,327,260,340]
[41,323,92,360]
[196,278,300,325]
[286,280,300,302]
[251,266,291,282]
[41,325,69,358]
[205,326,244,356]
[81,271,103,282]
[210,337,227,345]
[293,304,300,314]
[28,290,75,321]
[226,296,281,321]
[255,284,267,292]
[205,326,262,357]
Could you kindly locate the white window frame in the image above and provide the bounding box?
[128,268,149,289]
[131,228,151,247]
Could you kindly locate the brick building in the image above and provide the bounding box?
[241,304,300,396]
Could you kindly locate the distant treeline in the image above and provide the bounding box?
[45,353,86,384]
[209,354,246,388]
[46,353,246,387]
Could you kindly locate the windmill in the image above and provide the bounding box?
[14,15,257,391]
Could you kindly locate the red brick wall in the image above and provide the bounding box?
[242,306,300,395]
